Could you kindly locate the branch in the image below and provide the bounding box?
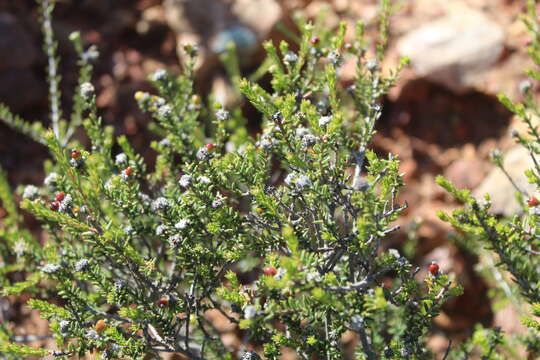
[324,264,395,292]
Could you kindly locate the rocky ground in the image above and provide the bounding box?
[0,0,535,358]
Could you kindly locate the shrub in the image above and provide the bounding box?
[0,0,461,359]
[437,1,540,358]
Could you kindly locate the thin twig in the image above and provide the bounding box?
[442,339,452,360]
[40,0,62,140]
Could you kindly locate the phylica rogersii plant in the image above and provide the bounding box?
[437,1,540,358]
[0,0,460,359]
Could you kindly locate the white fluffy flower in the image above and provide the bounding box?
[115,153,128,166]
[283,51,298,63]
[160,138,171,147]
[151,69,167,82]
[168,234,182,248]
[296,175,311,189]
[157,104,173,117]
[59,320,70,334]
[75,259,90,272]
[104,179,113,191]
[22,185,39,200]
[86,329,100,341]
[124,225,135,236]
[212,197,225,208]
[44,172,59,186]
[139,192,151,206]
[285,172,311,190]
[155,224,169,236]
[82,45,99,62]
[41,263,61,274]
[301,134,317,148]
[80,82,95,98]
[151,96,166,107]
[284,173,297,186]
[258,134,277,150]
[242,351,260,360]
[13,241,27,257]
[114,280,127,291]
[59,194,73,213]
[350,315,364,332]
[327,50,341,65]
[179,175,192,187]
[366,59,379,72]
[215,108,229,121]
[174,219,190,230]
[306,271,321,282]
[319,115,332,127]
[199,176,211,184]
[275,267,287,280]
[295,127,311,138]
[152,197,170,211]
[244,305,257,319]
[196,147,210,160]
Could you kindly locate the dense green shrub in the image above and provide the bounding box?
[0,1,463,359]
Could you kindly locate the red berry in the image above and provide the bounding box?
[70,150,81,159]
[124,166,134,176]
[95,319,107,333]
[528,196,540,207]
[205,143,216,151]
[263,267,277,276]
[55,192,65,202]
[428,263,439,276]
[157,297,169,307]
[50,201,60,211]
[310,36,320,45]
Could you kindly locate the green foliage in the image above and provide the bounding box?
[446,325,506,360]
[437,1,540,358]
[0,0,461,358]
[0,343,49,357]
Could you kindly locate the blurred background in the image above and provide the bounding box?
[0,0,535,357]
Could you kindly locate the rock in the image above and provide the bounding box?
[473,146,535,216]
[397,4,504,93]
[163,0,228,74]
[164,0,281,75]
[232,0,281,42]
[210,25,258,59]
[444,145,486,190]
[445,157,485,190]
[0,13,38,70]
